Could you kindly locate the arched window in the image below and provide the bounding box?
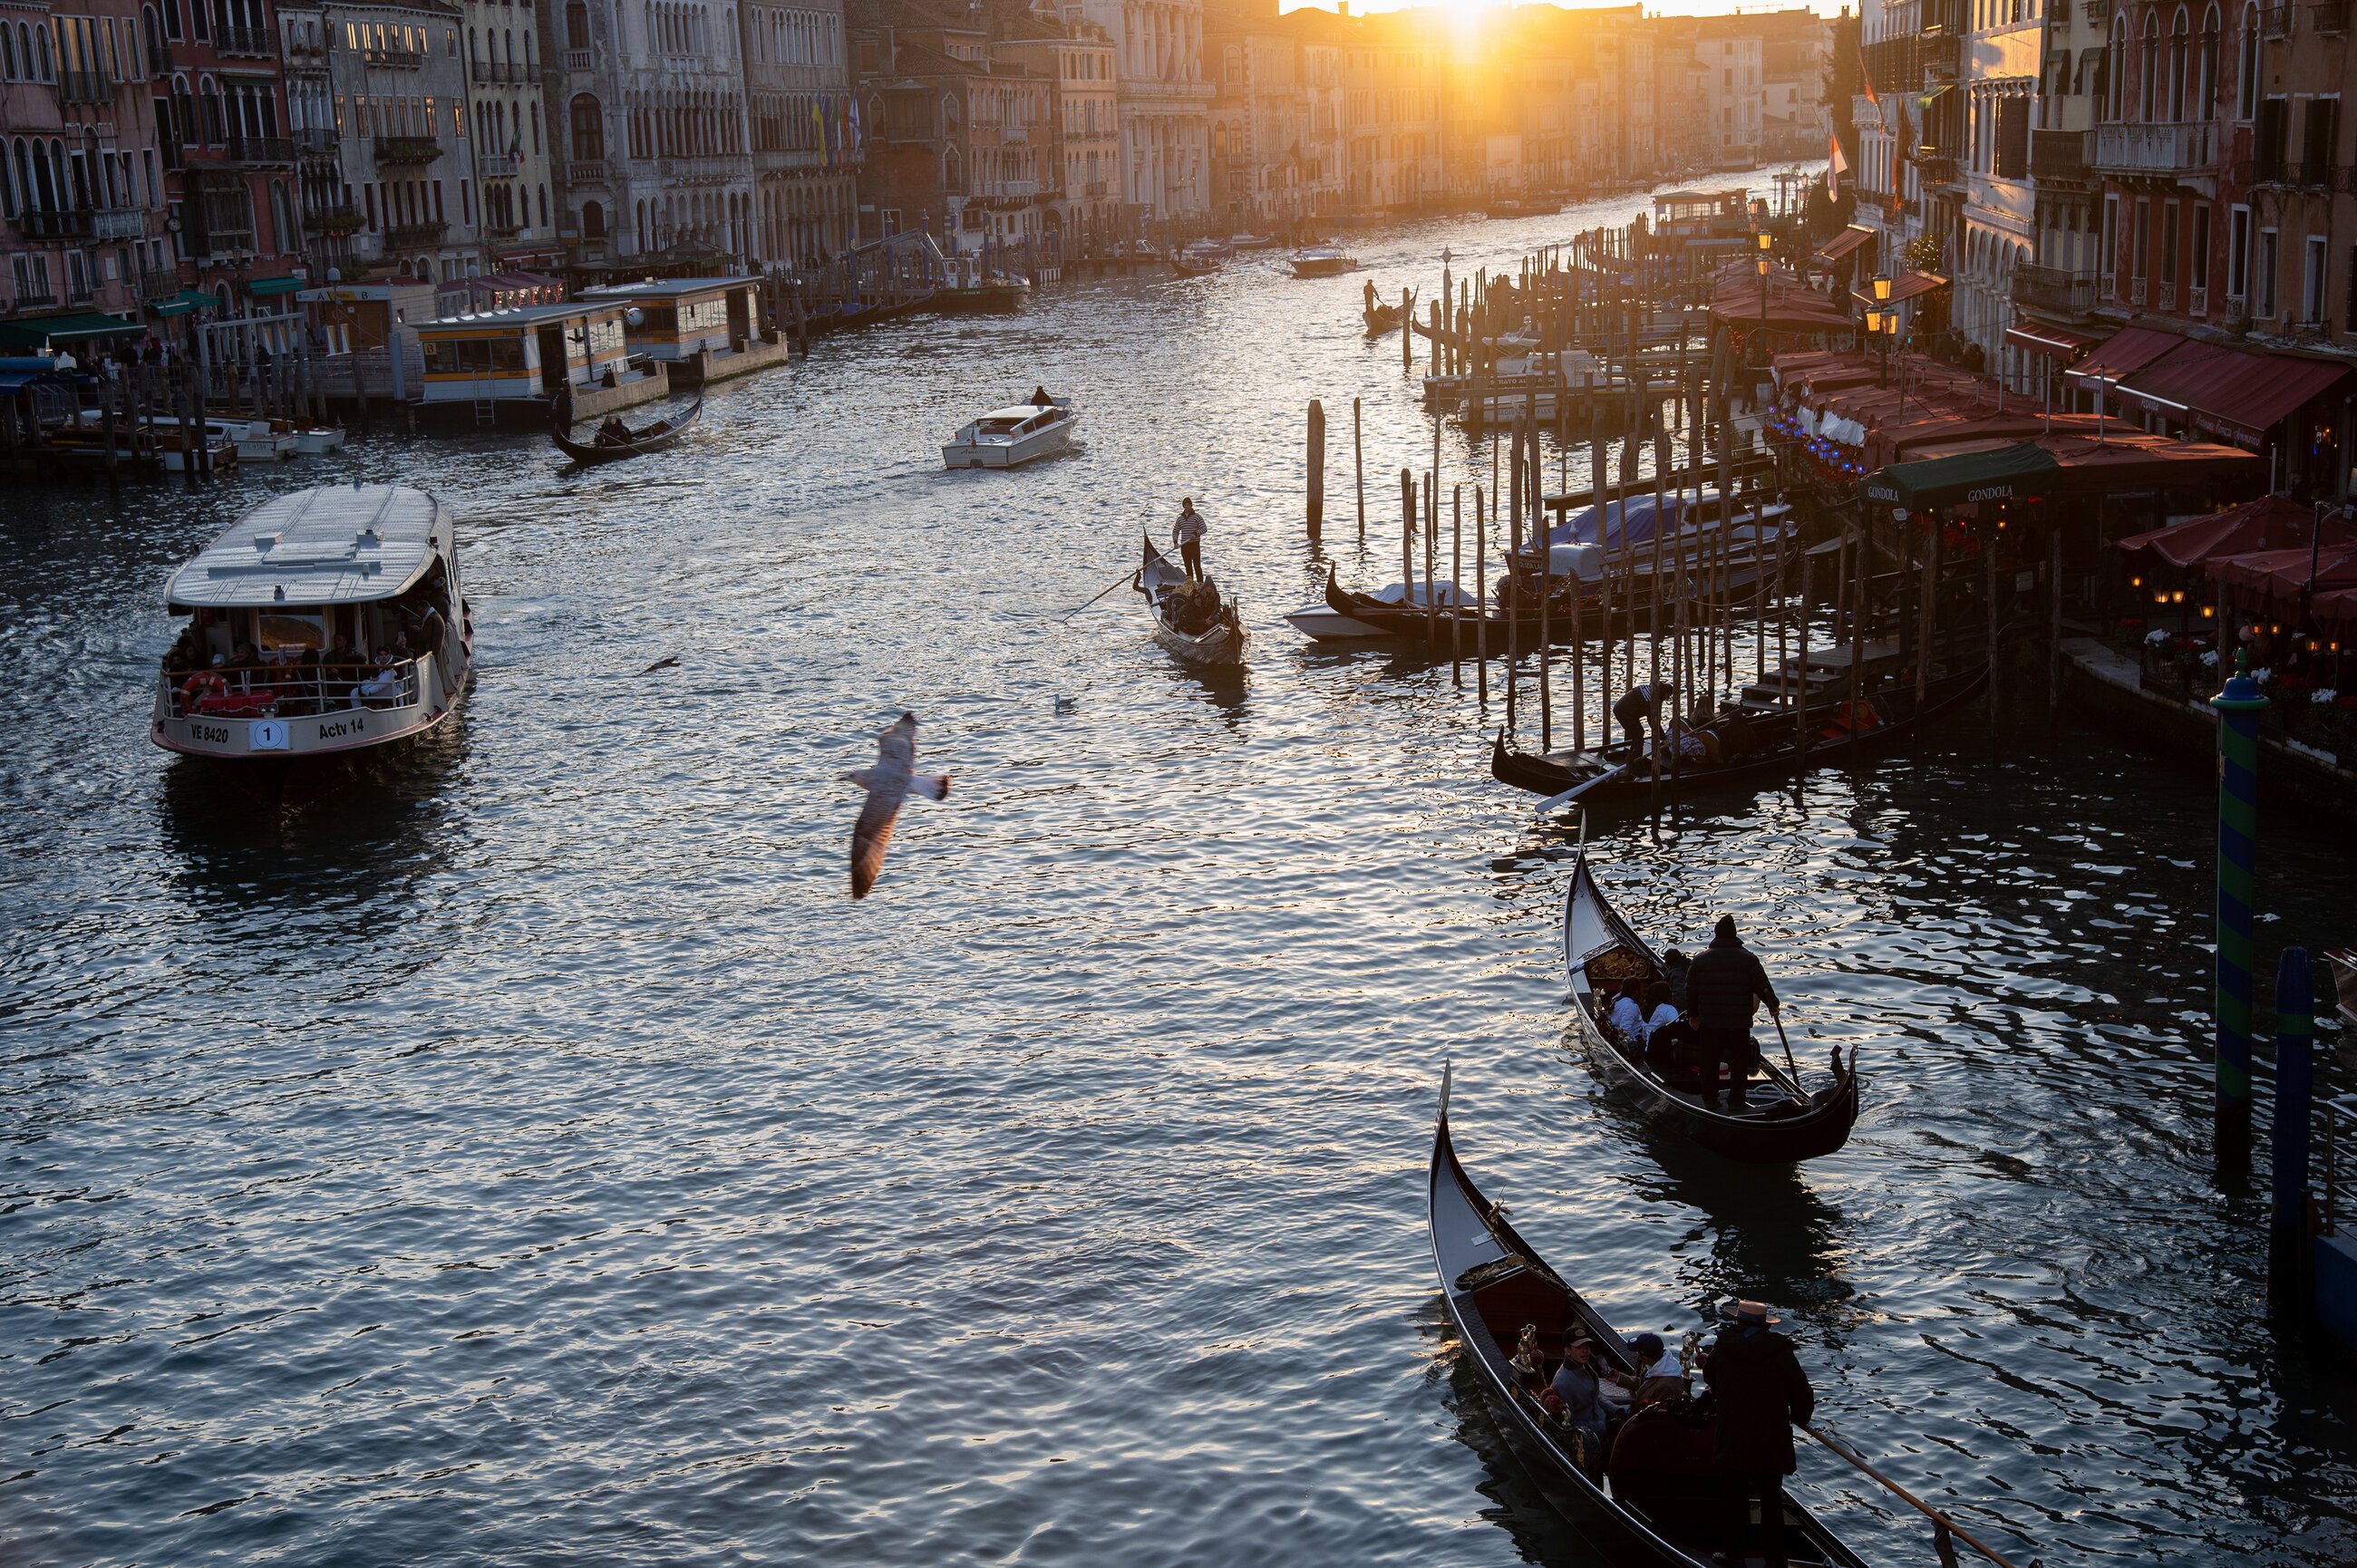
[2106,15,2126,120]
[566,0,588,47]
[943,145,960,191]
[1,22,15,76]
[941,92,958,132]
[2236,3,2258,118]
[538,182,548,227]
[2197,3,2220,116]
[2168,7,2189,120]
[569,92,600,159]
[2139,13,2159,120]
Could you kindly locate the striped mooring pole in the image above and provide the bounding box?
[2270,945,2316,1320]
[2211,659,2269,1170]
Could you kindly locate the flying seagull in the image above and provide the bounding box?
[841,711,951,899]
[639,654,680,675]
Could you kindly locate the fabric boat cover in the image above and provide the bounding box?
[1546,493,1691,551]
[1862,440,2059,509]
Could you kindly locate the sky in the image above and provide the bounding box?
[1278,0,1850,18]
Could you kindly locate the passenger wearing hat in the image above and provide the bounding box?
[1547,1332,1609,1460]
[1683,914,1778,1109]
[1704,1300,1814,1568]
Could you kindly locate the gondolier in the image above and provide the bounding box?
[1173,498,1207,580]
[1687,915,1778,1110]
[1611,680,1674,757]
[1704,1300,1816,1568]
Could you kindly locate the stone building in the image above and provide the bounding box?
[1077,0,1208,222]
[742,0,857,271]
[155,0,309,315]
[989,1,1117,256]
[319,0,481,280]
[458,0,555,264]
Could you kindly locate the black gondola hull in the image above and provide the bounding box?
[551,396,703,464]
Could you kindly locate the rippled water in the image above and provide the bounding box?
[5,187,2354,1567]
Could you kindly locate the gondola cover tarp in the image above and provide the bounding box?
[1860,440,2059,510]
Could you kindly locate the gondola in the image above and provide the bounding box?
[1429,1066,1868,1565]
[1316,559,1785,654]
[550,395,703,465]
[1135,534,1246,665]
[1363,302,1402,333]
[1559,844,1859,1162]
[1494,662,1990,809]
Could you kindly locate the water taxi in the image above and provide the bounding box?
[152,483,473,762]
[1290,245,1361,278]
[942,398,1078,469]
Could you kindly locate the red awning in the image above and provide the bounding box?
[2005,321,2097,360]
[2312,584,2357,624]
[1814,226,1876,263]
[2064,325,2183,387]
[2117,495,2357,567]
[1848,269,1946,310]
[2206,542,2357,593]
[2112,338,2244,416]
[2181,350,2355,449]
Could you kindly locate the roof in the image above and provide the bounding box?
[1862,440,2059,510]
[417,302,616,331]
[0,311,143,349]
[165,485,451,610]
[2180,348,2354,449]
[2064,324,2182,386]
[579,276,761,300]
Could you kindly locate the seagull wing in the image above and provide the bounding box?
[850,780,905,900]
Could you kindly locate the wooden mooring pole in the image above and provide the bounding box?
[1352,396,1364,543]
[1307,399,1325,539]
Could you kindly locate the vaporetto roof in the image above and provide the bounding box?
[165,484,451,610]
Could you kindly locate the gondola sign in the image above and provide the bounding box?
[1862,478,1903,505]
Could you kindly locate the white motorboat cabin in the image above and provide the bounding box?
[942,397,1078,469]
[152,484,473,761]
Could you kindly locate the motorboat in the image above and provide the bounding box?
[942,397,1077,469]
[1227,232,1275,250]
[151,483,474,763]
[1285,579,1472,641]
[1289,245,1360,278]
[44,421,236,472]
[292,421,347,454]
[199,415,300,461]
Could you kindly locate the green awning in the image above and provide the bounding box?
[1862,441,2060,510]
[151,289,221,317]
[0,312,144,349]
[1917,85,1954,110]
[246,274,304,296]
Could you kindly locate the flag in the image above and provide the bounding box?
[1828,132,1848,198]
[1858,44,1879,110]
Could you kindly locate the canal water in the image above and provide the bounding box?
[5,186,2353,1567]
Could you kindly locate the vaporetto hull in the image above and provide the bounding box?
[153,656,469,760]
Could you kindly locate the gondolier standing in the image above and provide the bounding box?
[1612,679,1675,758]
[1687,915,1778,1109]
[1173,498,1207,580]
[1705,1300,1815,1568]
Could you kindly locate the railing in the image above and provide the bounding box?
[566,158,606,182]
[218,22,275,54]
[2012,262,2097,313]
[160,661,421,721]
[12,288,58,307]
[2091,120,2216,178]
[192,227,255,255]
[2189,284,2208,314]
[305,204,364,233]
[364,44,423,67]
[2265,0,2294,29]
[373,136,442,164]
[67,280,94,305]
[384,219,448,247]
[19,208,94,238]
[2130,276,2148,305]
[2319,0,2349,31]
[470,58,529,82]
[294,128,337,155]
[137,266,181,299]
[1915,152,1960,187]
[477,149,520,178]
[2159,281,2178,309]
[563,47,593,69]
[93,206,145,240]
[1082,179,1107,197]
[2081,0,2105,16]
[57,67,112,104]
[225,134,296,164]
[284,37,327,68]
[2029,127,2090,181]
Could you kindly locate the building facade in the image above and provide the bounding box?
[1955,0,2041,382]
[1078,0,1208,221]
[321,0,481,281]
[159,0,308,314]
[742,0,856,271]
[459,0,554,265]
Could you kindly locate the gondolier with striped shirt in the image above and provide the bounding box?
[1173,498,1207,580]
[1611,678,1674,758]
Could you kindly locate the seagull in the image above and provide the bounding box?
[841,711,951,899]
[639,654,680,674]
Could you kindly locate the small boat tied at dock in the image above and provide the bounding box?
[1289,244,1360,278]
[1136,534,1245,664]
[1285,577,1472,641]
[1560,844,1859,1162]
[1429,1067,1870,1563]
[152,484,473,763]
[942,394,1078,469]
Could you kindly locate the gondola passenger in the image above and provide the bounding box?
[1607,979,1648,1043]
[1640,982,1691,1074]
[1547,1335,1610,1467]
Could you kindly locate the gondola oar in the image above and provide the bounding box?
[1771,1006,1799,1080]
[1802,1424,2032,1568]
[1061,565,1142,621]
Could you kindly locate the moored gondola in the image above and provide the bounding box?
[1559,846,1859,1162]
[1429,1065,1868,1566]
[1496,662,1990,809]
[551,396,703,465]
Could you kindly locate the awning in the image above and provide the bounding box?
[151,289,221,317]
[1849,269,1947,310]
[1814,225,1876,264]
[2180,349,2355,449]
[245,274,304,296]
[2118,496,2357,567]
[0,312,144,349]
[2005,322,2098,360]
[2204,544,2357,609]
[1917,85,1953,111]
[2064,324,2181,387]
[2111,338,2242,415]
[1862,440,2061,509]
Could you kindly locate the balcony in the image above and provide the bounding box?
[1082,179,1107,197]
[10,289,59,307]
[225,134,296,165]
[2319,0,2348,31]
[2090,121,2217,189]
[2029,127,2090,182]
[191,227,255,256]
[1920,32,1960,78]
[93,206,146,240]
[477,149,521,178]
[373,136,442,165]
[364,44,424,67]
[294,128,337,157]
[19,208,94,238]
[2158,280,2178,309]
[383,219,448,248]
[306,204,364,233]
[482,217,524,237]
[2130,276,2148,305]
[566,158,607,183]
[1915,152,1961,189]
[563,48,593,70]
[2189,284,2209,315]
[2011,262,2098,315]
[218,22,276,55]
[2081,0,2104,16]
[137,266,180,300]
[471,58,528,83]
[57,68,112,104]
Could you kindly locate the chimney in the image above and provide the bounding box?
[1336,1,1349,11]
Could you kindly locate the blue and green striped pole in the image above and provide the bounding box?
[2270,945,2315,1318]
[2212,661,2268,1168]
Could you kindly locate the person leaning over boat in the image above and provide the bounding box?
[1702,1301,1815,1568]
[1611,679,1674,758]
[1173,498,1207,580]
[1685,915,1778,1110]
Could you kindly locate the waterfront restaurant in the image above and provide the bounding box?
[412,302,664,421]
[576,276,789,385]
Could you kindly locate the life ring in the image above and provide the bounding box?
[179,670,228,708]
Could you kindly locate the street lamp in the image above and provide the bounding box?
[1869,273,1896,388]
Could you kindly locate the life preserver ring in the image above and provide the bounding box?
[179,671,228,708]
